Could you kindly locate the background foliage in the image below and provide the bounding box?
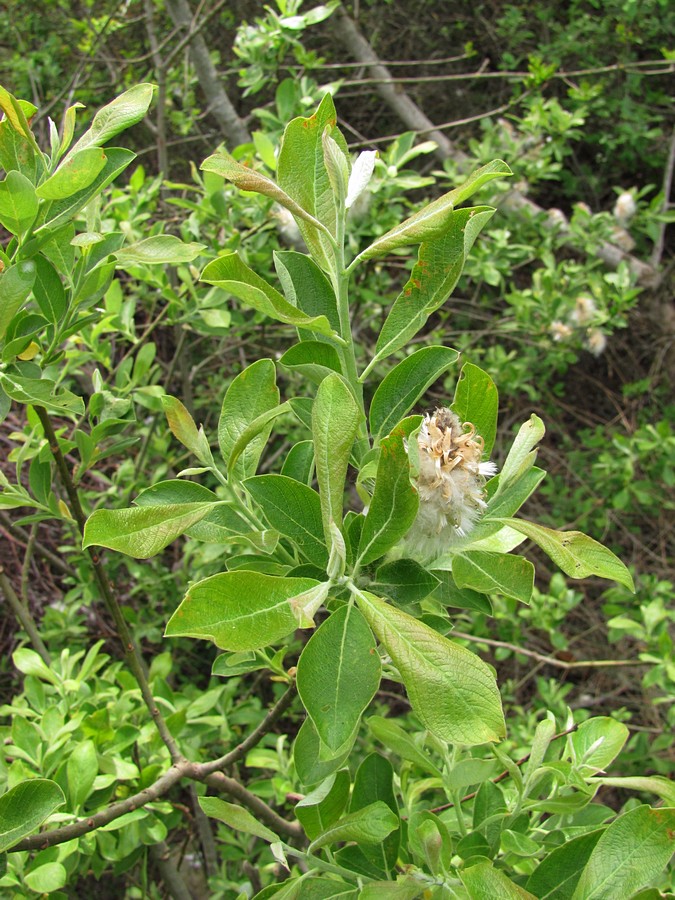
[0,0,673,897]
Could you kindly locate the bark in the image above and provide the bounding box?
[164,0,251,147]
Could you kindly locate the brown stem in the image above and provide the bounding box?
[0,567,51,665]
[451,630,646,669]
[34,405,182,763]
[0,511,75,577]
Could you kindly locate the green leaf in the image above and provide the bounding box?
[494,415,545,497]
[446,758,500,790]
[372,208,496,364]
[571,806,675,899]
[499,519,635,591]
[244,475,328,568]
[165,572,320,650]
[279,341,342,384]
[198,797,279,843]
[297,604,380,752]
[461,861,537,899]
[69,84,155,154]
[359,879,427,900]
[36,148,136,232]
[430,569,493,614]
[590,776,675,806]
[201,252,337,338]
[228,402,292,474]
[113,235,206,266]
[66,739,98,809]
[281,440,315,484]
[350,754,400,874]
[294,717,354,786]
[295,770,350,840]
[452,363,498,457]
[526,829,604,900]
[0,171,38,235]
[274,250,341,332]
[201,149,328,234]
[357,160,510,263]
[308,801,398,853]
[368,346,459,438]
[312,373,360,543]
[372,559,440,605]
[357,432,419,567]
[277,94,347,272]
[0,779,65,852]
[83,502,216,558]
[451,551,534,603]
[355,591,505,744]
[32,255,67,324]
[0,260,36,340]
[366,716,442,777]
[24,862,68,893]
[218,358,280,479]
[570,717,629,775]
[0,87,39,149]
[35,147,107,199]
[161,395,213,466]
[0,371,84,416]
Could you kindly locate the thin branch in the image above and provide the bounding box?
[0,567,51,665]
[149,841,196,900]
[451,630,647,669]
[0,512,76,578]
[199,683,297,776]
[34,406,182,763]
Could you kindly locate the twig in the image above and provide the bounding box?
[34,406,182,763]
[149,841,196,900]
[0,512,75,578]
[451,630,647,669]
[0,567,51,665]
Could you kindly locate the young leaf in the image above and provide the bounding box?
[312,373,360,543]
[218,358,279,478]
[68,83,155,154]
[83,502,217,558]
[244,474,328,568]
[294,717,354,786]
[452,363,498,457]
[279,341,342,384]
[451,551,535,604]
[0,779,65,852]
[297,604,381,752]
[0,260,36,340]
[201,149,328,233]
[371,207,496,364]
[308,801,399,853]
[350,754,400,875]
[461,861,537,899]
[201,252,337,338]
[281,440,315,484]
[0,171,39,235]
[493,415,545,497]
[571,806,675,900]
[356,432,419,568]
[35,147,107,200]
[277,93,347,272]
[161,395,213,466]
[32,255,67,324]
[355,160,511,263]
[36,148,136,232]
[368,345,459,438]
[113,235,205,266]
[273,250,341,332]
[570,717,629,775]
[165,572,320,650]
[355,591,505,744]
[367,716,442,777]
[498,518,635,590]
[295,770,350,840]
[198,797,279,843]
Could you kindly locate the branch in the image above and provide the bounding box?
[34,406,182,764]
[0,567,51,665]
[451,630,647,669]
[651,123,675,268]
